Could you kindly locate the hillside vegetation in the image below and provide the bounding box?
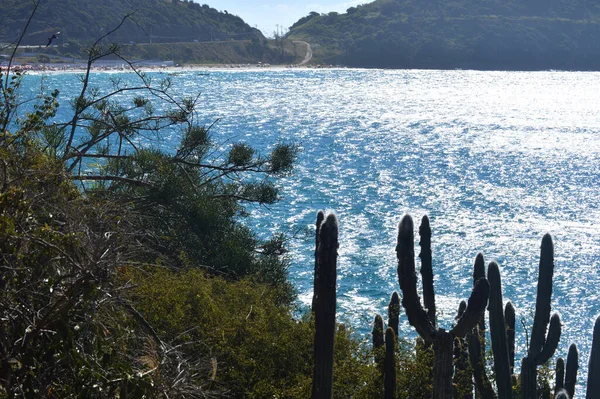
[286,0,600,70]
[0,0,261,46]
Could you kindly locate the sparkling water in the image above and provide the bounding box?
[22,68,600,386]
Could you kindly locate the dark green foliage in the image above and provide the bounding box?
[388,291,400,339]
[286,0,600,70]
[0,0,263,47]
[312,213,338,399]
[521,234,561,399]
[565,344,578,399]
[586,316,600,399]
[384,327,397,399]
[488,261,513,399]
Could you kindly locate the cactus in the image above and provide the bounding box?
[396,214,490,399]
[388,291,400,339]
[554,389,570,399]
[505,301,516,376]
[419,215,436,326]
[311,213,338,399]
[564,344,578,399]
[312,211,325,312]
[468,328,498,399]
[554,357,564,395]
[454,301,473,399]
[472,253,488,399]
[520,234,561,399]
[586,316,600,399]
[373,314,385,369]
[487,262,512,399]
[384,327,397,399]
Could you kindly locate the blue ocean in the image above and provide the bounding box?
[21,68,600,386]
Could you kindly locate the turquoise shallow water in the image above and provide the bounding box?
[21,68,600,386]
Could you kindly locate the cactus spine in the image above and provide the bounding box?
[487,261,512,399]
[564,344,578,399]
[396,214,490,399]
[388,291,400,339]
[384,327,397,399]
[521,234,561,399]
[311,213,338,399]
[586,316,600,399]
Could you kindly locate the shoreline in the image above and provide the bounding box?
[0,61,335,76]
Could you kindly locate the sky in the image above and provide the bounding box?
[204,0,367,37]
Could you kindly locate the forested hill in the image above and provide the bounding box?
[0,0,263,46]
[286,0,600,70]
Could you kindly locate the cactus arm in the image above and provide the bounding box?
[419,215,436,326]
[537,313,561,364]
[453,301,472,399]
[555,357,565,395]
[473,253,487,331]
[384,327,397,399]
[396,214,436,341]
[312,211,325,311]
[486,262,512,399]
[564,344,578,399]
[468,329,498,399]
[311,213,338,399]
[529,234,554,358]
[450,277,490,338]
[586,316,600,399]
[373,314,385,369]
[388,291,400,338]
[505,301,516,375]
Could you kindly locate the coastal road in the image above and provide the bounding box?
[293,41,312,65]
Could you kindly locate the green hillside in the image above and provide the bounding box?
[286,0,600,70]
[0,0,262,46]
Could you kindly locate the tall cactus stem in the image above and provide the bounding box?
[529,233,556,360]
[396,214,435,341]
[384,327,397,399]
[311,213,338,399]
[505,301,516,376]
[468,328,498,399]
[521,233,560,399]
[312,211,325,312]
[487,262,512,399]
[454,301,472,399]
[586,316,600,399]
[565,344,578,399]
[554,357,564,395]
[419,215,436,326]
[373,314,385,369]
[388,291,400,339]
